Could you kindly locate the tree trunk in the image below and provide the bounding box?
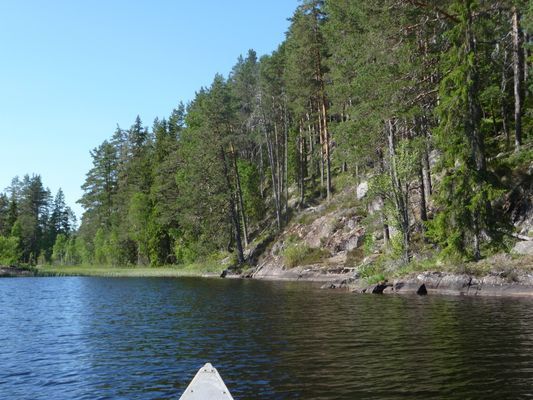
[512,6,523,152]
[220,146,244,265]
[230,143,248,247]
[420,116,432,199]
[283,100,289,222]
[310,5,332,202]
[465,4,486,172]
[383,216,390,248]
[473,212,481,261]
[419,163,428,224]
[321,98,332,201]
[264,127,281,231]
[274,123,283,217]
[422,146,432,199]
[299,121,306,206]
[259,142,264,198]
[524,31,530,84]
[315,108,325,196]
[306,113,317,189]
[376,149,390,248]
[501,48,510,149]
[387,119,409,263]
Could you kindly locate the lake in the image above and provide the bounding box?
[0,277,532,399]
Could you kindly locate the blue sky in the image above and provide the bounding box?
[0,0,298,218]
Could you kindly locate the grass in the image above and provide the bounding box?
[297,212,317,226]
[365,274,386,285]
[386,252,533,280]
[283,244,330,268]
[36,262,224,278]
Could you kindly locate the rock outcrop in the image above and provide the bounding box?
[252,204,366,281]
[334,269,533,297]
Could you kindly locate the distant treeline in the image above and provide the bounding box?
[2,1,531,267]
[0,176,76,265]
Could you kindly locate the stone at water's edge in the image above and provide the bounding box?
[416,284,428,295]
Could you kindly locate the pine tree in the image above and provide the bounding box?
[428,0,505,260]
[79,140,119,230]
[0,194,10,237]
[285,1,331,201]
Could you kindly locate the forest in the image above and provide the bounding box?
[0,0,531,269]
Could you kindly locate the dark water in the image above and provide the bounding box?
[0,277,532,399]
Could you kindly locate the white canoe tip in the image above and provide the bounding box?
[179,363,234,400]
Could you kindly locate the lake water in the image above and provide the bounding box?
[0,277,532,399]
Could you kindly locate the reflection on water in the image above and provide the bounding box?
[0,277,532,399]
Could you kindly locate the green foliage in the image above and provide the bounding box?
[425,0,511,260]
[357,261,386,284]
[0,235,20,265]
[93,228,108,265]
[365,274,387,285]
[65,0,527,270]
[127,192,152,263]
[173,238,203,265]
[283,243,330,268]
[427,167,506,260]
[0,174,79,265]
[52,234,68,265]
[389,233,406,260]
[237,160,265,222]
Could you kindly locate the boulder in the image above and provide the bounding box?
[512,240,533,256]
[358,282,391,294]
[356,181,368,200]
[391,280,423,294]
[416,284,428,295]
[345,235,363,252]
[416,272,444,289]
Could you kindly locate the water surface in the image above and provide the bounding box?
[0,277,532,399]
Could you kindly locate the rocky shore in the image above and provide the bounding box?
[244,255,533,298]
[324,270,533,297]
[220,261,533,297]
[0,265,37,278]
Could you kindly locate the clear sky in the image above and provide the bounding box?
[0,0,298,218]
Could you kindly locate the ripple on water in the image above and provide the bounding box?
[1,277,533,399]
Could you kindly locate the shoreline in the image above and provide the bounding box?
[251,271,533,298]
[323,271,533,298]
[3,263,533,299]
[248,258,533,297]
[0,265,38,278]
[1,265,219,279]
[247,255,533,298]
